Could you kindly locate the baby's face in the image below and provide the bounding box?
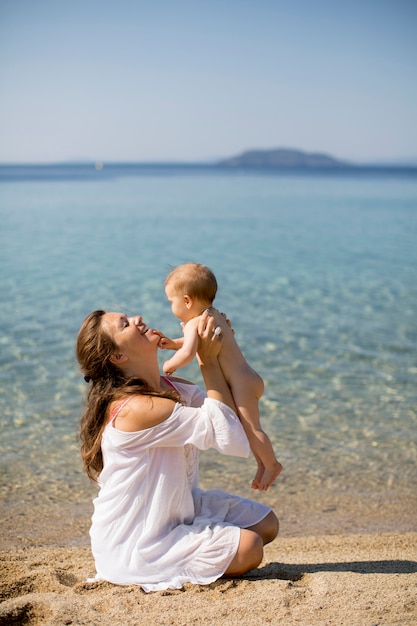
[165,284,189,322]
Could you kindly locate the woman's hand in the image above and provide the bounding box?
[206,308,235,338]
[196,311,236,411]
[196,310,223,366]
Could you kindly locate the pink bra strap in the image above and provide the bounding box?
[108,397,131,423]
[163,376,177,391]
[108,379,176,424]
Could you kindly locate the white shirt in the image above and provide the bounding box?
[90,381,270,592]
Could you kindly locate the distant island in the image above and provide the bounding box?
[217,148,351,169]
[1,149,416,182]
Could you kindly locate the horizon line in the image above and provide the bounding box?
[1,159,417,169]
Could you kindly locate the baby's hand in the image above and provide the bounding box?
[158,336,184,351]
[159,336,174,350]
[158,334,182,350]
[163,362,175,376]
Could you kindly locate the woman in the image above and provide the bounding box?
[76,308,279,592]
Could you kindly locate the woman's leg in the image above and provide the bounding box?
[223,529,264,577]
[247,511,279,545]
[223,512,279,577]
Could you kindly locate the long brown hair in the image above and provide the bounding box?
[76,310,181,482]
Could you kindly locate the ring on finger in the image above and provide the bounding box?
[214,326,222,336]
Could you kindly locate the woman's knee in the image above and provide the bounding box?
[248,511,279,545]
[263,511,279,543]
[224,529,263,577]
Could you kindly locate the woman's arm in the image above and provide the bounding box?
[196,311,237,412]
[112,311,236,433]
[110,397,250,457]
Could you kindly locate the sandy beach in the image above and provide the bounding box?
[1,532,416,625]
[1,483,416,626]
[2,426,415,626]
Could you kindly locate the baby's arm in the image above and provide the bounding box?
[163,318,200,375]
[159,336,184,351]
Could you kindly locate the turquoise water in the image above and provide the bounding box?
[1,166,416,530]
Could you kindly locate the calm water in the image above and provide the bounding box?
[1,165,416,531]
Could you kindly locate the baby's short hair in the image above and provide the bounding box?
[165,263,217,304]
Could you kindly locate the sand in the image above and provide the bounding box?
[1,467,417,625]
[1,528,416,625]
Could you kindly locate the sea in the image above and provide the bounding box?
[1,163,416,539]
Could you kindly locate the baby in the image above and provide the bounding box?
[162,262,282,491]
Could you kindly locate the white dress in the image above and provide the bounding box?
[89,380,271,592]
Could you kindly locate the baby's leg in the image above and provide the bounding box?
[209,308,282,490]
[231,371,282,491]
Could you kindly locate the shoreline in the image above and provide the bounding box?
[1,477,417,551]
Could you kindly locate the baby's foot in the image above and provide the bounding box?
[251,462,265,490]
[258,461,283,492]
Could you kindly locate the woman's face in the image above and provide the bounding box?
[101,312,157,358]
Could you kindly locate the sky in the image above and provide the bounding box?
[0,0,416,164]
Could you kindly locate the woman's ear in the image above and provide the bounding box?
[109,353,128,366]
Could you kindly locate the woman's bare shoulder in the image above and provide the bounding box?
[114,394,177,432]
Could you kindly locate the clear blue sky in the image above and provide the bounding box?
[0,0,416,164]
